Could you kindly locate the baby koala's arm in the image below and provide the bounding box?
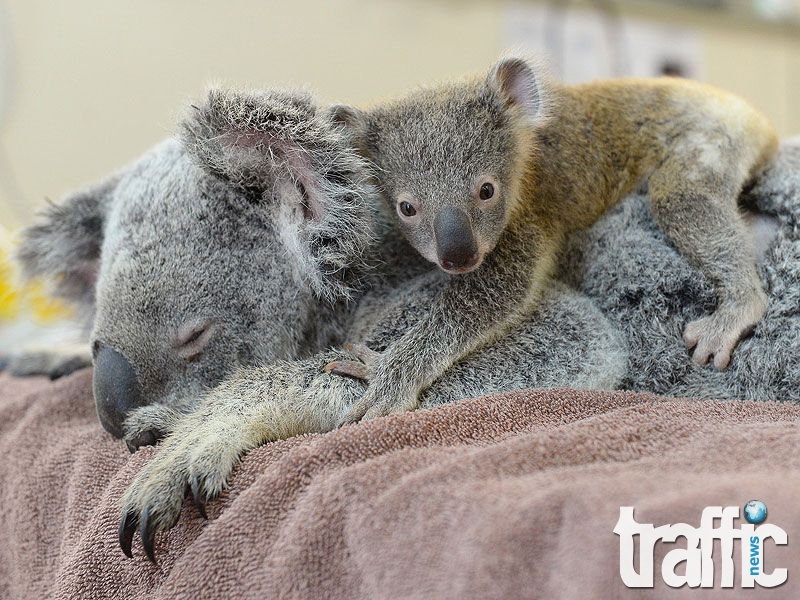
[332,219,559,423]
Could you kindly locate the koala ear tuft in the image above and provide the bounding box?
[326,104,377,162]
[183,88,378,302]
[16,174,116,309]
[181,88,326,199]
[488,56,546,121]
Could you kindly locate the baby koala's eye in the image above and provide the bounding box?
[398,201,417,217]
[479,182,495,200]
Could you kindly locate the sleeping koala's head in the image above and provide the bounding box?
[17,89,376,440]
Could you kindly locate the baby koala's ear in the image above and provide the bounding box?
[488,56,547,122]
[328,104,367,135]
[326,104,374,159]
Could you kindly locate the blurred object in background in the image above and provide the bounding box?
[0,0,798,232]
[0,225,78,355]
[505,2,704,82]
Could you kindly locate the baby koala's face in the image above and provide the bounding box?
[333,56,545,275]
[390,170,510,275]
[364,83,528,275]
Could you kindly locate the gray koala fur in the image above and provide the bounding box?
[116,135,800,560]
[9,89,624,446]
[8,88,798,558]
[559,137,800,401]
[12,90,383,436]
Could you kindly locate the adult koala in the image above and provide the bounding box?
[11,89,624,460]
[12,90,377,440]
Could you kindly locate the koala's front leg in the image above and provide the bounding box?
[119,353,364,562]
[338,223,558,423]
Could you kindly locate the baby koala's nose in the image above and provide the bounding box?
[92,344,142,438]
[441,251,480,272]
[434,206,480,273]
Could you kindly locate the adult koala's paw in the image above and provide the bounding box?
[123,404,186,453]
[1,347,91,380]
[118,423,237,563]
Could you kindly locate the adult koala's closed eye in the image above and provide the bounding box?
[15,89,377,443]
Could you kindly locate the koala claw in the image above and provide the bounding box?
[119,408,241,561]
[324,360,372,381]
[123,404,185,452]
[0,355,9,372]
[126,429,161,454]
[190,478,208,520]
[324,342,380,382]
[139,507,158,564]
[118,510,137,559]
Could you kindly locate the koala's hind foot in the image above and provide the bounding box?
[0,346,91,380]
[323,343,380,381]
[683,290,767,370]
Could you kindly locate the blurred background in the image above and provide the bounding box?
[1,0,799,230]
[0,0,798,346]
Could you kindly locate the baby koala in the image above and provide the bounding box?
[328,55,777,422]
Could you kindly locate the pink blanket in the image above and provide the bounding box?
[1,370,798,598]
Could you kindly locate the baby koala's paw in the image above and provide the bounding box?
[324,342,381,382]
[683,293,767,370]
[336,366,421,426]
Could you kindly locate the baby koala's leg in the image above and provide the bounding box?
[648,159,767,370]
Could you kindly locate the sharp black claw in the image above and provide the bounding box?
[118,511,137,558]
[190,478,208,520]
[140,507,157,564]
[0,356,9,372]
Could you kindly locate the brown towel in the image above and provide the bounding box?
[1,371,798,599]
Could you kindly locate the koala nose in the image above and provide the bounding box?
[434,206,480,272]
[440,252,480,272]
[92,344,142,438]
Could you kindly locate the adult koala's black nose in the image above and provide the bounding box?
[93,345,142,438]
[434,206,479,272]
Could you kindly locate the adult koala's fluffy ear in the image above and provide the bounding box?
[182,88,377,301]
[16,175,117,313]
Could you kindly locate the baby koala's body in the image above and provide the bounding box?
[329,57,777,421]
